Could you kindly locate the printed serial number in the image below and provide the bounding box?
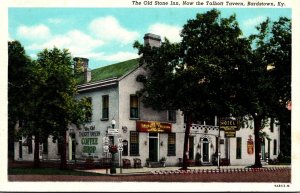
[274,184,290,188]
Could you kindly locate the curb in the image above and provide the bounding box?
[150,167,289,175]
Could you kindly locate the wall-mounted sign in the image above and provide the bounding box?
[136,121,172,133]
[219,117,239,138]
[247,135,254,154]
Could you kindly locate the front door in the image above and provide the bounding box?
[202,138,209,162]
[149,133,158,162]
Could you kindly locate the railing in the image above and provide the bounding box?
[184,124,219,136]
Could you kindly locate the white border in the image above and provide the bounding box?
[1,0,299,192]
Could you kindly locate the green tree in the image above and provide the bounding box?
[31,47,90,169]
[11,46,91,169]
[8,41,33,159]
[134,9,250,170]
[236,17,291,167]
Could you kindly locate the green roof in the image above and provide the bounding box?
[76,58,139,84]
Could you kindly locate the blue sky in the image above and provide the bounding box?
[9,8,291,69]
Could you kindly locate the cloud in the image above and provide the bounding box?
[89,16,139,45]
[47,18,64,24]
[148,23,182,43]
[17,24,51,40]
[243,16,267,29]
[85,51,138,62]
[27,30,103,57]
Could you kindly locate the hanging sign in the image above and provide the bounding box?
[219,117,239,138]
[247,135,254,154]
[136,120,172,133]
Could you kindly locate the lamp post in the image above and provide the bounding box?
[109,119,117,174]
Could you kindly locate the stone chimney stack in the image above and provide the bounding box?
[73,57,91,83]
[144,33,161,47]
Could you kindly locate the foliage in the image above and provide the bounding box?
[160,157,166,162]
[9,45,91,169]
[134,9,251,169]
[8,41,33,157]
[134,9,291,169]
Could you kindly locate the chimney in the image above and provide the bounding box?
[84,68,91,83]
[73,57,91,83]
[144,33,161,47]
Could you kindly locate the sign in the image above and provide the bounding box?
[103,145,109,152]
[103,137,109,142]
[247,135,254,154]
[118,138,123,143]
[108,128,119,135]
[118,143,123,148]
[118,147,123,151]
[136,120,172,133]
[219,117,239,138]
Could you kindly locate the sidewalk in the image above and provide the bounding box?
[80,164,291,176]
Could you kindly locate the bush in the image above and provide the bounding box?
[277,153,291,164]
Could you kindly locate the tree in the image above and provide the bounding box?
[235,17,291,167]
[8,41,33,159]
[10,46,91,169]
[31,47,90,169]
[134,9,251,170]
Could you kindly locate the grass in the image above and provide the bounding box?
[8,167,104,176]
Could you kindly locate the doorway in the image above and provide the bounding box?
[202,138,209,162]
[149,133,158,162]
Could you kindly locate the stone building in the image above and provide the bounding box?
[14,33,280,167]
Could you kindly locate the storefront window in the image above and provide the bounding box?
[168,133,176,156]
[236,137,242,159]
[102,95,109,119]
[130,95,139,119]
[130,131,139,156]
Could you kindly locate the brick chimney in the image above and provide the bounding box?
[144,33,161,47]
[74,57,91,83]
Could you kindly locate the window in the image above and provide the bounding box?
[43,138,48,154]
[122,140,128,156]
[85,97,92,122]
[57,141,62,155]
[168,133,176,156]
[130,95,139,119]
[273,139,277,155]
[270,118,274,132]
[236,137,242,159]
[27,137,32,154]
[168,110,176,122]
[130,131,139,156]
[102,95,109,120]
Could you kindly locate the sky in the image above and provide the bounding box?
[9,8,291,69]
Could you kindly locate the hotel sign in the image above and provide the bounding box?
[219,117,239,138]
[136,121,172,133]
